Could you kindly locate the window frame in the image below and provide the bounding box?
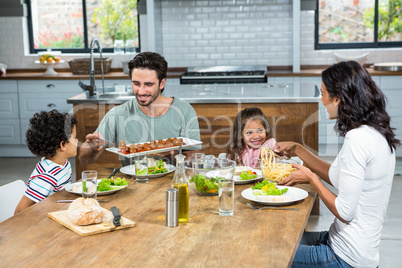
[26,0,140,54]
[314,0,402,50]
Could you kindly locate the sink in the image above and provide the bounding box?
[96,92,135,99]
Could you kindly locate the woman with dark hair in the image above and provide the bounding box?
[274,61,399,267]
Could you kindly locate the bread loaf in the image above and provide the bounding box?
[67,198,105,226]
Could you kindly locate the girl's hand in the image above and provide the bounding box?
[273,142,299,156]
[277,163,317,186]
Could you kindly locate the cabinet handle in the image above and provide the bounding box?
[46,84,55,88]
[47,103,56,108]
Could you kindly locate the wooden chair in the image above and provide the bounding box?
[0,180,26,223]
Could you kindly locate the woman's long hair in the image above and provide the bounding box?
[227,107,272,164]
[322,61,400,152]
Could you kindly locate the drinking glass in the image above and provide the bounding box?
[114,40,124,54]
[82,170,97,199]
[204,155,215,169]
[218,179,234,216]
[191,153,205,169]
[125,39,136,53]
[135,154,148,183]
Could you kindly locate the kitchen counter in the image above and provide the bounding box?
[1,67,402,80]
[67,83,321,105]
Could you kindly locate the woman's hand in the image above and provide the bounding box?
[277,163,317,186]
[273,142,300,157]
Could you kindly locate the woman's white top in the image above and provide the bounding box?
[328,125,395,267]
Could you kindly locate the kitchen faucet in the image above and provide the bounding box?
[78,39,105,97]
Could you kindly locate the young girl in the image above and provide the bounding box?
[227,107,276,168]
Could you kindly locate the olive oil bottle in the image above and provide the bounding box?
[172,154,189,223]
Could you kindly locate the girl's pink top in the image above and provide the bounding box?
[241,138,276,168]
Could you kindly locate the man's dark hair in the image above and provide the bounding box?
[26,110,78,157]
[128,52,168,92]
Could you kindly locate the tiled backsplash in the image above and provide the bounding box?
[0,0,401,69]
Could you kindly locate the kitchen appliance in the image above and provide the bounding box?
[180,66,267,84]
[373,62,402,72]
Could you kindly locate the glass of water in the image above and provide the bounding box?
[135,154,148,183]
[218,179,234,216]
[82,170,97,199]
[114,40,124,54]
[191,153,205,169]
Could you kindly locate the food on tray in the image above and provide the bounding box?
[189,173,222,195]
[240,170,258,181]
[97,177,129,191]
[118,137,185,154]
[260,147,296,182]
[252,180,288,196]
[67,198,105,226]
[235,166,253,176]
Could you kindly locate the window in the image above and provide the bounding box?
[27,0,140,54]
[315,0,402,49]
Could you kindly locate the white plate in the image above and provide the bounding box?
[120,164,175,178]
[64,179,128,196]
[105,137,202,158]
[233,169,263,184]
[241,186,308,206]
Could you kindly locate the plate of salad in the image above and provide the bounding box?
[119,159,175,178]
[241,180,308,205]
[233,169,263,184]
[188,173,221,196]
[65,177,129,196]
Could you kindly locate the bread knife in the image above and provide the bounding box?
[111,206,121,227]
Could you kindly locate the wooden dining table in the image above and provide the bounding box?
[0,167,316,268]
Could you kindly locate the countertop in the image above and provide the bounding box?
[67,82,321,104]
[1,67,402,80]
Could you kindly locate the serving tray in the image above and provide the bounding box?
[105,137,202,158]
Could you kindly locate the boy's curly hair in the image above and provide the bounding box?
[26,110,78,157]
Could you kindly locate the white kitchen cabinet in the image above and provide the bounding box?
[0,80,20,144]
[18,80,82,116]
[380,76,402,157]
[18,80,82,145]
[0,119,21,144]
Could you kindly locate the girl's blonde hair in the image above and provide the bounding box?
[226,107,272,164]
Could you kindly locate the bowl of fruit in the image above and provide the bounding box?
[36,51,63,75]
[184,158,236,196]
[38,51,62,63]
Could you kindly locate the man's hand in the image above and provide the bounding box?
[85,132,108,152]
[78,132,107,165]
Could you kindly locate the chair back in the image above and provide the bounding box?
[0,180,26,223]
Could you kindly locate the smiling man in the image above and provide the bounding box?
[78,52,201,166]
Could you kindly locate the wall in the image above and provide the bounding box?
[1,0,401,69]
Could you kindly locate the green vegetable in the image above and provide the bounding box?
[97,177,129,191]
[252,179,275,190]
[148,159,168,174]
[240,170,258,181]
[252,179,288,196]
[136,168,147,176]
[189,173,223,194]
[254,187,288,196]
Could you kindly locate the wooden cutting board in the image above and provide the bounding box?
[48,207,135,236]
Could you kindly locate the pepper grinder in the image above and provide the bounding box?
[165,188,179,227]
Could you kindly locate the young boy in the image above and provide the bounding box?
[14,110,78,215]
